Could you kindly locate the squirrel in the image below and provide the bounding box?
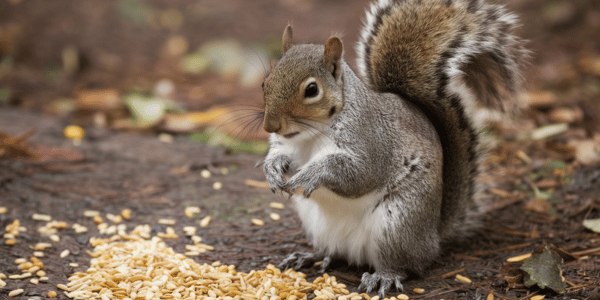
[261,0,527,297]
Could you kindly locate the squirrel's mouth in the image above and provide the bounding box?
[283,131,300,139]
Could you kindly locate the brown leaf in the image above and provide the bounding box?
[569,138,600,165]
[76,89,122,111]
[524,198,551,214]
[548,107,583,124]
[521,248,567,293]
[527,91,558,108]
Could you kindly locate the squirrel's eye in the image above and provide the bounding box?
[304,82,319,98]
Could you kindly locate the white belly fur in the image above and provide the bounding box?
[272,131,387,268]
[293,187,387,268]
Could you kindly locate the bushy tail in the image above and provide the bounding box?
[356,0,527,239]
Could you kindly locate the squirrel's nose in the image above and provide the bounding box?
[263,116,281,133]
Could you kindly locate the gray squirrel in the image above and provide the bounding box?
[261,0,527,297]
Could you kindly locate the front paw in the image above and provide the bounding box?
[263,155,290,193]
[284,170,320,197]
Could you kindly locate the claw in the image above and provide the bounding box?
[318,256,332,273]
[254,160,264,168]
[358,271,406,298]
[278,252,323,271]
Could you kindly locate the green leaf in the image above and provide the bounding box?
[520,248,567,293]
[124,94,167,128]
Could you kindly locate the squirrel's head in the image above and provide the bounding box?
[262,25,344,138]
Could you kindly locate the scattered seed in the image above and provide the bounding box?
[184,206,201,218]
[507,253,532,262]
[30,278,39,284]
[516,150,532,164]
[121,208,132,220]
[33,251,44,257]
[0,207,7,214]
[397,294,410,300]
[93,215,103,224]
[69,263,79,267]
[200,169,211,178]
[0,273,6,279]
[50,234,60,242]
[8,288,24,297]
[269,213,281,221]
[60,249,70,258]
[455,274,472,284]
[34,242,52,251]
[413,287,425,294]
[48,290,58,298]
[5,238,16,245]
[487,293,494,300]
[530,295,545,300]
[72,224,88,234]
[158,218,176,225]
[158,133,173,143]
[251,218,265,226]
[183,226,197,236]
[83,210,100,217]
[191,235,202,244]
[56,283,69,291]
[199,216,211,228]
[32,213,52,222]
[106,213,123,223]
[212,181,223,190]
[0,279,6,288]
[36,270,46,277]
[244,179,270,189]
[269,202,285,209]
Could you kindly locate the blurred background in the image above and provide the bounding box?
[0,0,599,151]
[1,1,600,298]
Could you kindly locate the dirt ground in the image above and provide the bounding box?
[1,0,600,299]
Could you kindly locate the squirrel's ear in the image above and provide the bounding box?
[324,36,343,80]
[282,25,293,53]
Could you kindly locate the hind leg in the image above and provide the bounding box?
[358,192,442,297]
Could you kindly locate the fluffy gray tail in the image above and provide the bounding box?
[356,0,527,240]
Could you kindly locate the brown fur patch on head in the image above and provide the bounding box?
[262,43,344,134]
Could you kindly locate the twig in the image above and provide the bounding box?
[570,246,600,257]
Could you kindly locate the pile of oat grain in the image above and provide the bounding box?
[63,235,384,300]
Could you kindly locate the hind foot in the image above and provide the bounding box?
[278,252,331,272]
[358,271,406,298]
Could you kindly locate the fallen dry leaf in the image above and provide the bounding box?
[569,138,600,165]
[162,106,230,133]
[548,107,583,124]
[75,89,122,111]
[520,248,567,293]
[524,198,551,214]
[582,218,600,233]
[530,123,568,140]
[526,91,558,108]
